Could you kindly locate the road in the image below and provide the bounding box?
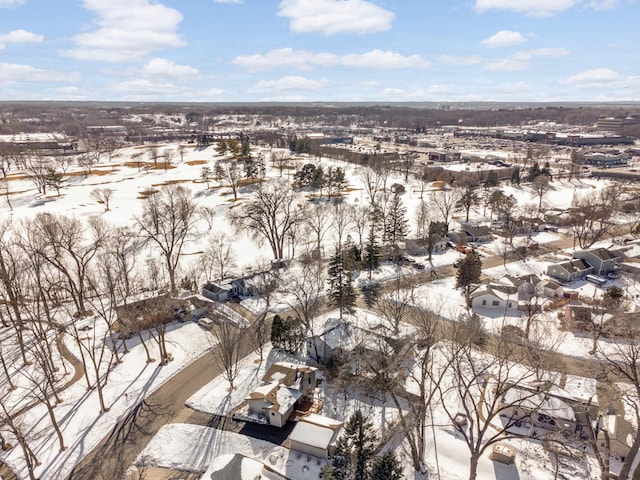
[66,232,616,479]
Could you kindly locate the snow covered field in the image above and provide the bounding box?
[0,139,629,479]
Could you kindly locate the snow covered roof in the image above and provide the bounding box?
[208,453,289,480]
[289,416,342,451]
[276,386,301,414]
[503,388,575,422]
[262,362,316,390]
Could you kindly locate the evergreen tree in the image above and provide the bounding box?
[384,194,409,245]
[333,166,347,196]
[329,409,378,480]
[510,167,521,185]
[270,314,303,353]
[485,170,499,188]
[527,162,541,182]
[363,206,382,280]
[311,165,325,192]
[294,163,316,187]
[371,451,404,480]
[216,138,228,157]
[456,250,482,305]
[328,248,356,319]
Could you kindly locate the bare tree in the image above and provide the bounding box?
[91,188,115,211]
[0,178,12,211]
[439,330,552,480]
[25,213,109,316]
[330,200,354,251]
[455,180,481,223]
[431,187,461,233]
[570,184,620,249]
[230,179,301,260]
[271,150,291,177]
[283,262,325,360]
[224,161,241,201]
[178,144,188,163]
[357,166,383,205]
[596,332,640,479]
[135,185,198,293]
[532,175,551,210]
[198,205,216,230]
[0,398,40,480]
[211,322,246,390]
[352,205,370,254]
[148,145,160,166]
[201,233,237,282]
[303,202,332,258]
[25,155,51,194]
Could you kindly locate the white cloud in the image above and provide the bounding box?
[251,76,328,92]
[341,50,429,69]
[233,48,338,72]
[563,67,639,90]
[141,58,199,79]
[233,48,426,71]
[486,47,570,71]
[0,0,25,7]
[481,30,526,48]
[277,0,394,35]
[589,0,618,9]
[438,54,484,65]
[475,0,581,17]
[0,29,43,49]
[0,63,80,85]
[61,0,184,62]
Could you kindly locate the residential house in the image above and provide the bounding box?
[547,259,593,283]
[288,414,343,459]
[306,310,415,370]
[499,385,577,433]
[573,248,618,275]
[246,382,301,428]
[306,322,362,364]
[447,231,469,245]
[207,454,290,480]
[500,274,541,301]
[202,282,232,302]
[244,362,317,428]
[541,280,564,298]
[470,285,517,311]
[461,224,492,243]
[405,237,447,256]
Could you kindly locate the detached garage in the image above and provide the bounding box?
[288,414,343,459]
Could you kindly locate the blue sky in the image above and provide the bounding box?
[0,0,638,102]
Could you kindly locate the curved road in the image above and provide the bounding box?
[65,233,626,480]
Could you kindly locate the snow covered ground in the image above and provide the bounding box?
[0,139,628,479]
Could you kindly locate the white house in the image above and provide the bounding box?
[246,382,301,428]
[470,285,517,311]
[244,362,317,428]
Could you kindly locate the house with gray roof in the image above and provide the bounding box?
[547,259,593,283]
[573,248,618,275]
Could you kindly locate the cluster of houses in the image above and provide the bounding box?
[235,361,344,460]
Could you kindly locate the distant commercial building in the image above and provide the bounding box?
[583,151,629,168]
[427,150,461,163]
[0,132,73,151]
[597,116,640,133]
